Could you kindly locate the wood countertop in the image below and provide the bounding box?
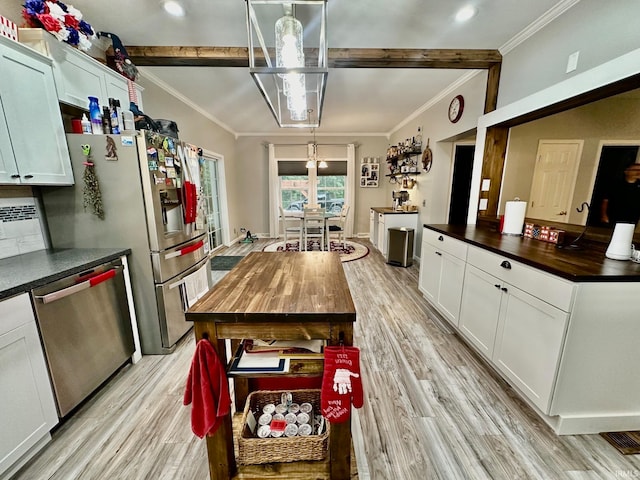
[424,224,640,282]
[186,251,356,323]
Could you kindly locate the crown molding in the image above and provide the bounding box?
[138,67,238,138]
[500,0,581,54]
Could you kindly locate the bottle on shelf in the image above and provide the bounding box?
[108,98,121,134]
[122,108,135,131]
[81,114,92,134]
[102,107,112,134]
[88,96,103,134]
[415,127,423,150]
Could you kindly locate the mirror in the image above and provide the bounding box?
[500,88,640,232]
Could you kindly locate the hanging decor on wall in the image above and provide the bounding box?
[360,158,379,188]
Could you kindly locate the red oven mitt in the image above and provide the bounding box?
[321,346,363,423]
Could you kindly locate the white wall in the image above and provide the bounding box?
[498,0,640,107]
[389,71,488,247]
[234,135,390,237]
[502,93,640,225]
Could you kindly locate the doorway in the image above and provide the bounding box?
[448,144,475,224]
[587,144,640,227]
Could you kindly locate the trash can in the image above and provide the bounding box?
[386,227,414,267]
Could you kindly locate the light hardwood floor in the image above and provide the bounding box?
[12,239,640,480]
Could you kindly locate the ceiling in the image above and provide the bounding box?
[66,0,570,136]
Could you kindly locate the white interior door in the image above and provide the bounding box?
[528,140,583,223]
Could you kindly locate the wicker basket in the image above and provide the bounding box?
[237,389,329,465]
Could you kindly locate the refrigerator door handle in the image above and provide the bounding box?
[164,239,204,260]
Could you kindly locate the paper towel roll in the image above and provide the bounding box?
[503,200,527,235]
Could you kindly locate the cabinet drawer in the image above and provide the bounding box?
[467,246,574,312]
[422,228,468,260]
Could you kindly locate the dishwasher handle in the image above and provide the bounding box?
[35,267,120,304]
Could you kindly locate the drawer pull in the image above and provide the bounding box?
[501,287,508,292]
[10,174,20,178]
[494,284,501,289]
[500,260,511,269]
[438,235,444,241]
[435,251,442,256]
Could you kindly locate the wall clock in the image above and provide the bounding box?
[448,95,464,123]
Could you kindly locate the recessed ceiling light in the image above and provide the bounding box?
[164,1,185,17]
[455,5,477,22]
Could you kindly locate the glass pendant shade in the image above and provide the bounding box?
[275,15,304,71]
[246,0,328,128]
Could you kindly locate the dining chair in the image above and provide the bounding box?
[327,205,349,249]
[279,206,302,246]
[302,207,326,251]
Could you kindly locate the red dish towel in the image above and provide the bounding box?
[183,338,231,438]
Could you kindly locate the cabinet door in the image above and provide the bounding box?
[493,286,569,413]
[50,40,107,108]
[0,96,18,183]
[0,44,73,185]
[377,214,385,253]
[369,210,377,246]
[458,264,502,358]
[418,241,442,305]
[437,253,466,326]
[0,295,58,476]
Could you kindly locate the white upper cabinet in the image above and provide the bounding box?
[45,37,143,113]
[0,36,73,185]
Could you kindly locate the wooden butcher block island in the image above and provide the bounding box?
[186,251,357,480]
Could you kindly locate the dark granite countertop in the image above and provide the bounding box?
[372,207,419,214]
[0,248,131,300]
[424,224,640,282]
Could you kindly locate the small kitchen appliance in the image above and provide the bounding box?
[392,190,409,210]
[605,222,635,260]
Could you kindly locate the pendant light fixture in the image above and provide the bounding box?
[245,0,328,128]
[306,113,327,168]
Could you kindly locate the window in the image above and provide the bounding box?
[278,160,346,213]
[269,144,355,238]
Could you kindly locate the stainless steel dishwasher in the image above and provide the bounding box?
[31,258,135,417]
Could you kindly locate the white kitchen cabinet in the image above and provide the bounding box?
[376,213,385,252]
[0,293,58,478]
[370,209,418,257]
[458,245,572,414]
[419,229,467,325]
[0,36,73,185]
[458,264,502,356]
[45,35,143,113]
[493,284,569,413]
[422,225,640,434]
[369,209,378,247]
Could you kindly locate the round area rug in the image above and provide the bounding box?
[263,240,369,262]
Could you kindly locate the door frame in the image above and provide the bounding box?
[448,141,476,224]
[200,148,231,249]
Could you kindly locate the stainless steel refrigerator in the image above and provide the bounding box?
[40,131,211,354]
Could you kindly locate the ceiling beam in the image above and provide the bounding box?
[124,46,502,69]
